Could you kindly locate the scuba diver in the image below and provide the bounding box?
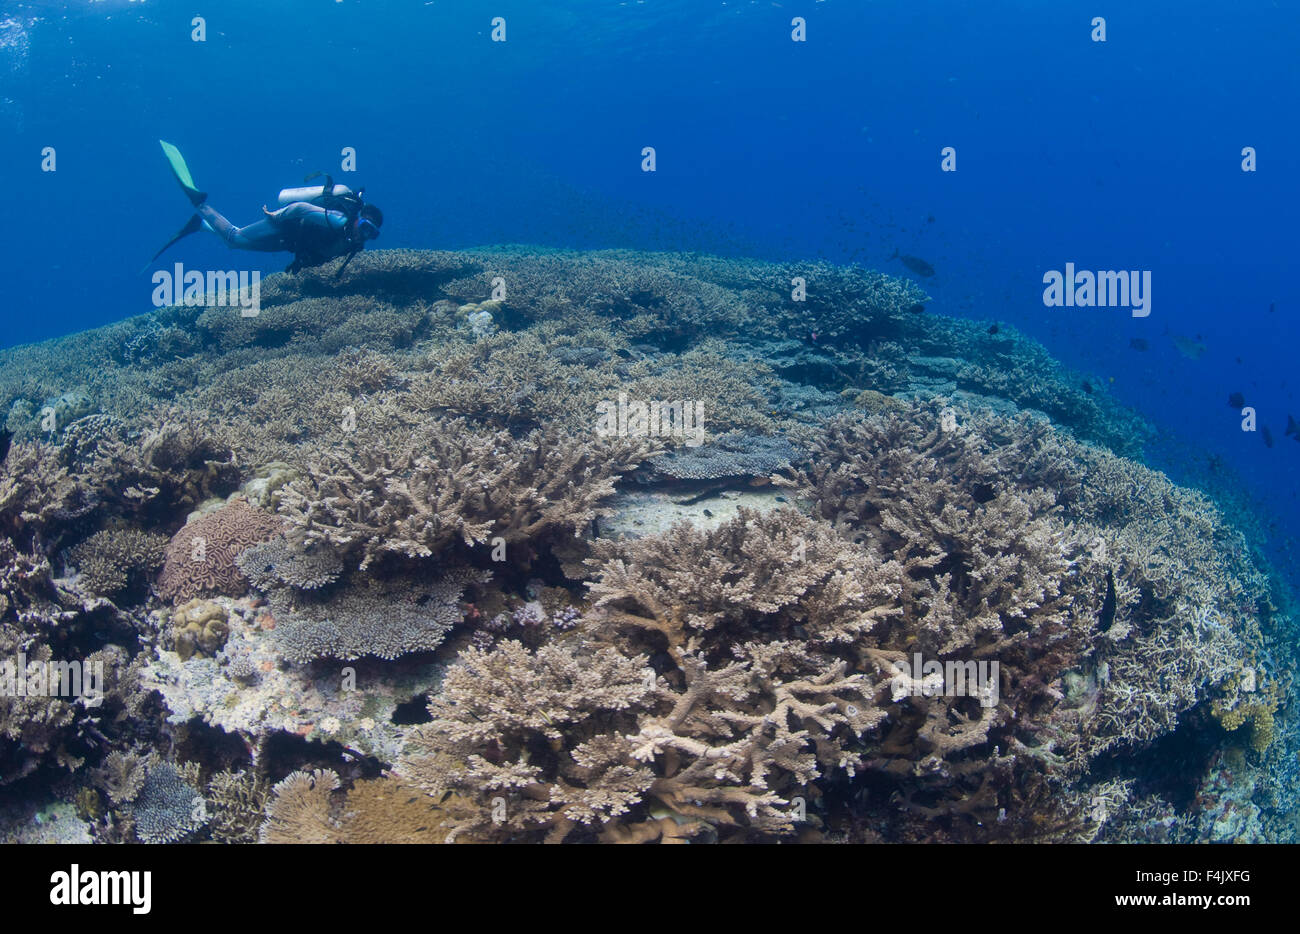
[148,140,383,277]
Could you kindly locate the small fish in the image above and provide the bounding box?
[1263,426,1274,448]
[987,324,999,335]
[1228,392,1246,408]
[1287,415,1300,441]
[890,249,935,277]
[1172,334,1207,360]
[926,215,936,223]
[0,429,10,465]
[1269,302,1276,314]
[908,303,926,314]
[1129,338,1149,351]
[1082,380,1094,394]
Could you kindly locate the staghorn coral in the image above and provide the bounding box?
[398,640,656,843]
[0,442,97,546]
[157,500,283,602]
[63,411,241,519]
[94,750,149,806]
[398,632,887,843]
[206,769,271,844]
[277,418,658,570]
[0,638,81,784]
[588,507,903,651]
[268,567,490,662]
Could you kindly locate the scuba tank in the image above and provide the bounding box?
[277,183,354,207]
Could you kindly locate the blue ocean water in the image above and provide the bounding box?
[1,0,1296,578]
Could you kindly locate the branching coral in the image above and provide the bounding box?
[66,526,166,597]
[277,418,658,570]
[206,769,270,844]
[131,761,207,843]
[236,535,343,591]
[588,507,903,652]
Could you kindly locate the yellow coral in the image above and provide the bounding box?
[171,599,230,660]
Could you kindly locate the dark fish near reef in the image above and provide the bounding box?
[1129,338,1149,351]
[1228,392,1246,408]
[1287,415,1300,441]
[987,324,999,335]
[0,429,10,465]
[1082,380,1094,394]
[890,249,935,277]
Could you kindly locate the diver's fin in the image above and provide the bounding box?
[141,213,204,273]
[159,139,207,206]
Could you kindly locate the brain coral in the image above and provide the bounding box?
[156,500,283,602]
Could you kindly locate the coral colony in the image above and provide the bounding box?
[0,248,1293,843]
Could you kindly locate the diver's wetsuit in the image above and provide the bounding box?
[197,201,356,265]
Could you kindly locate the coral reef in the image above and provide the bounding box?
[0,247,1292,845]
